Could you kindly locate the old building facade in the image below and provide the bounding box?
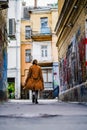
[7,0,21,99]
[0,1,8,101]
[21,3,59,99]
[55,0,87,101]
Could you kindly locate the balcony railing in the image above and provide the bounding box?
[31,27,52,41]
[32,27,51,35]
[40,27,51,34]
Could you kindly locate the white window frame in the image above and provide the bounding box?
[41,45,48,58]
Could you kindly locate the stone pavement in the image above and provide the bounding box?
[0,99,87,130]
[0,99,59,118]
[0,99,87,119]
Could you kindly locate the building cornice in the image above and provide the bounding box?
[55,0,87,46]
[28,6,58,14]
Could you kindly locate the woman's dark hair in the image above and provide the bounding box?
[32,59,38,65]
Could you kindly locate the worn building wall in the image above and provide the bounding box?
[58,0,65,16]
[21,20,32,42]
[21,6,59,99]
[55,0,87,101]
[51,9,58,62]
[7,0,21,99]
[21,19,32,87]
[21,7,58,84]
[0,10,8,101]
[58,9,85,59]
[21,44,32,86]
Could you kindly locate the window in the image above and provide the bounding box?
[41,17,48,28]
[23,7,30,19]
[40,17,50,34]
[25,26,31,39]
[25,49,32,62]
[9,18,16,36]
[41,45,48,57]
[43,69,52,83]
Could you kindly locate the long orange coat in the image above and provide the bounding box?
[25,64,44,91]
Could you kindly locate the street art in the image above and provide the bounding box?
[59,30,86,92]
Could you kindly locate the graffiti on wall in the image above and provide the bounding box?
[59,28,86,92]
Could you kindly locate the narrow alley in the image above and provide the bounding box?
[0,0,87,129]
[0,99,87,130]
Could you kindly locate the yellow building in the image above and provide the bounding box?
[21,4,59,99]
[55,0,87,101]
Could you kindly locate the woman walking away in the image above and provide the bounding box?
[24,59,44,104]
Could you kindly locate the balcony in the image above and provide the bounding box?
[0,0,9,10]
[31,27,52,41]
